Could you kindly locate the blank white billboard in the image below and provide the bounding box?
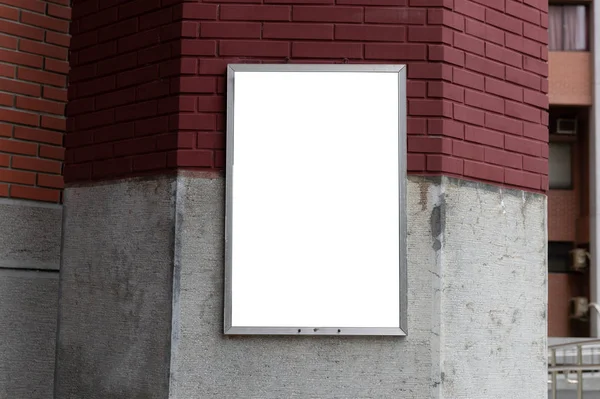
[224,64,407,336]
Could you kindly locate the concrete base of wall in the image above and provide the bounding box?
[55,173,547,398]
[0,199,62,398]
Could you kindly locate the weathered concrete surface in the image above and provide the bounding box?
[433,179,547,398]
[0,198,62,270]
[55,174,547,398]
[0,270,58,399]
[0,199,61,398]
[55,177,176,399]
[171,174,547,399]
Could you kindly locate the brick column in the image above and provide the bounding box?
[56,0,549,397]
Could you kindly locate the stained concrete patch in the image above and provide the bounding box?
[0,270,58,399]
[0,198,62,270]
[55,177,176,399]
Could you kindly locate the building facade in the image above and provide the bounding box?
[0,0,551,397]
[546,1,599,339]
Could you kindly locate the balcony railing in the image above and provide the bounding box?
[548,338,600,399]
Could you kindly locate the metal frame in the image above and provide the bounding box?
[224,64,408,336]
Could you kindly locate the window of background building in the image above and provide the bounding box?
[549,5,588,51]
[549,142,573,189]
[548,242,574,273]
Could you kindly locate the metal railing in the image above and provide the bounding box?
[548,338,600,399]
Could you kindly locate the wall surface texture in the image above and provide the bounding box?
[0,0,69,203]
[55,178,175,399]
[55,174,547,398]
[65,0,550,193]
[0,198,62,398]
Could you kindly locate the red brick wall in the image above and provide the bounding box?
[64,0,192,182]
[66,0,549,193]
[0,0,69,203]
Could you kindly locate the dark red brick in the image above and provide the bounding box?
[221,40,290,57]
[455,0,485,21]
[197,132,225,149]
[505,33,541,58]
[427,9,464,31]
[523,121,547,142]
[485,8,522,34]
[429,45,464,66]
[428,118,464,139]
[523,22,547,44]
[506,0,540,25]
[171,114,216,131]
[407,136,452,154]
[427,155,463,174]
[174,150,213,167]
[505,66,541,90]
[464,160,504,183]
[408,26,451,44]
[453,68,484,90]
[485,147,522,169]
[523,155,547,174]
[335,24,405,42]
[407,81,426,98]
[465,90,504,113]
[505,168,541,190]
[365,43,426,60]
[465,53,504,79]
[175,3,218,20]
[505,135,542,157]
[365,8,427,24]
[293,42,362,59]
[485,77,523,101]
[453,140,484,161]
[454,103,485,126]
[407,63,452,81]
[523,56,548,77]
[505,100,541,123]
[428,82,464,102]
[465,18,504,45]
[293,6,362,23]
[523,89,548,109]
[453,32,485,56]
[92,158,133,179]
[407,117,427,134]
[407,153,426,171]
[179,39,216,56]
[265,23,333,40]
[486,42,521,68]
[486,112,522,135]
[409,99,452,117]
[201,22,261,38]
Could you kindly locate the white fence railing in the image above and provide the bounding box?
[548,338,600,399]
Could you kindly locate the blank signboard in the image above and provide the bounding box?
[225,64,407,336]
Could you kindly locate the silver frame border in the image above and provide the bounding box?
[224,64,408,336]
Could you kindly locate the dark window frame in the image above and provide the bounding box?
[548,241,574,273]
[548,138,575,190]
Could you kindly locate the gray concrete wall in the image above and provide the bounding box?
[55,174,547,399]
[434,179,547,398]
[55,178,176,399]
[0,199,62,398]
[172,174,547,399]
